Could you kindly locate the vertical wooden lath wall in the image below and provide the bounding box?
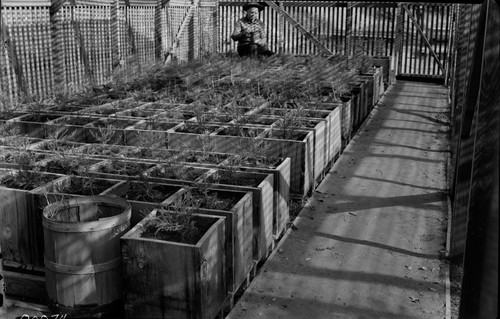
[219,2,398,57]
[0,0,218,104]
[399,3,452,76]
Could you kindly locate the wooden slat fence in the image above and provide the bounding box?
[1,1,454,105]
[219,1,453,78]
[219,2,398,56]
[0,0,218,104]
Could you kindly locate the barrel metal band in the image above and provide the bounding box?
[44,257,122,275]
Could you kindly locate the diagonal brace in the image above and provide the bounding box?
[402,4,444,72]
[166,5,196,60]
[264,1,333,56]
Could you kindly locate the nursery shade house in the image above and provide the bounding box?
[0,0,498,319]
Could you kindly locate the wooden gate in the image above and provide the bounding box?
[397,3,453,78]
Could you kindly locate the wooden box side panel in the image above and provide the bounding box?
[121,237,197,319]
[275,157,291,237]
[232,192,253,288]
[168,132,204,150]
[330,107,342,159]
[341,100,353,142]
[0,188,44,267]
[195,218,227,319]
[264,139,309,196]
[256,173,274,261]
[312,120,327,182]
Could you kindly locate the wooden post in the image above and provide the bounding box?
[393,3,404,77]
[2,8,26,99]
[50,0,67,89]
[124,0,137,63]
[111,0,120,69]
[155,0,168,61]
[345,2,353,57]
[68,0,94,85]
[1,3,15,103]
[278,1,284,53]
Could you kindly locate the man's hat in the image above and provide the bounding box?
[242,2,265,11]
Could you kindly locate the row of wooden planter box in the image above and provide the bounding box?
[2,66,384,197]
[0,66,387,317]
[2,108,332,197]
[0,151,290,314]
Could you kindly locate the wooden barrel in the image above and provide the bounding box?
[42,196,131,317]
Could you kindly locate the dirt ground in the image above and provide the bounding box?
[228,81,451,319]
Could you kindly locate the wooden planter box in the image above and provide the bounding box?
[123,121,182,147]
[48,114,103,143]
[87,158,157,180]
[221,157,291,239]
[0,170,67,304]
[315,101,350,151]
[145,157,290,240]
[6,113,64,138]
[263,129,315,197]
[371,56,395,86]
[145,164,210,181]
[303,109,341,177]
[361,67,383,107]
[121,210,226,319]
[0,149,48,170]
[168,127,313,196]
[84,118,140,145]
[201,169,274,261]
[251,109,327,185]
[102,180,184,227]
[195,188,253,294]
[35,154,101,175]
[357,76,374,116]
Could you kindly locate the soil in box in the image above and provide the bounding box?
[0,170,60,190]
[191,189,243,211]
[58,116,99,126]
[120,147,174,160]
[56,177,118,196]
[141,211,216,245]
[176,123,218,134]
[122,181,181,203]
[18,113,62,123]
[182,152,230,165]
[148,165,206,181]
[34,140,80,152]
[39,157,98,175]
[268,128,309,141]
[97,160,154,177]
[83,144,123,157]
[216,126,265,137]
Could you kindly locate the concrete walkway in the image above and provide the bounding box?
[228,81,451,319]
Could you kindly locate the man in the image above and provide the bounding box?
[231,2,274,57]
